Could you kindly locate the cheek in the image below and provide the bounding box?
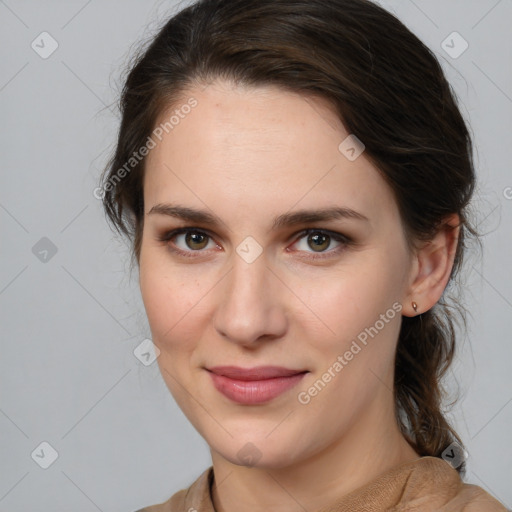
[139,256,223,372]
[293,264,403,417]
[139,262,205,403]
[140,256,198,344]
[292,258,403,346]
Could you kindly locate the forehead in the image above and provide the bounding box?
[143,80,399,229]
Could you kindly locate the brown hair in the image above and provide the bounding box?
[101,0,479,473]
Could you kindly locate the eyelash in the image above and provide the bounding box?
[157,227,353,261]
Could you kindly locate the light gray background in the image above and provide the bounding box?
[1,0,511,510]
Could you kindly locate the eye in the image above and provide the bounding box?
[176,230,213,251]
[291,229,350,257]
[158,227,352,260]
[158,228,219,257]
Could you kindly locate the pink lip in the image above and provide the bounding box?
[207,366,308,404]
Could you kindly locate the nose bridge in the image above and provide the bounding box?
[213,251,287,344]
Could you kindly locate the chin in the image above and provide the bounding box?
[208,428,306,470]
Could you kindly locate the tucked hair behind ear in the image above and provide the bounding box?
[101,0,479,474]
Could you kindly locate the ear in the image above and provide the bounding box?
[402,213,460,317]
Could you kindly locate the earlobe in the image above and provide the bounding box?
[402,214,460,317]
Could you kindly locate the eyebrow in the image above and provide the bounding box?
[147,203,369,230]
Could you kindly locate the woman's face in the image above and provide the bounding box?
[139,79,415,469]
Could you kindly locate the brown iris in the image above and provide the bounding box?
[308,232,330,252]
[185,231,209,250]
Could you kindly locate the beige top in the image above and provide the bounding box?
[135,456,507,511]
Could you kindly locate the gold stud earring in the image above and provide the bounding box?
[412,301,418,313]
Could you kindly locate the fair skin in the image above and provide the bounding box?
[139,79,460,512]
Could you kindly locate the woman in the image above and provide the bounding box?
[100,0,507,510]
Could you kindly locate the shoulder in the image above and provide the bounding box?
[334,456,507,511]
[391,456,508,511]
[131,466,214,512]
[440,481,508,511]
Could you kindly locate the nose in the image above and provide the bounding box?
[212,253,288,347]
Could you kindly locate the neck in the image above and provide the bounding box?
[210,398,419,512]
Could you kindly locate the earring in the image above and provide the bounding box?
[412,301,418,313]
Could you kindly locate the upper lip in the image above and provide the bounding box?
[207,366,308,381]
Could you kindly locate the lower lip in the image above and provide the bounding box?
[208,371,307,404]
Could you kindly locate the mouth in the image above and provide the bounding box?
[206,366,309,404]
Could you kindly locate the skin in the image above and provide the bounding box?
[139,79,460,512]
